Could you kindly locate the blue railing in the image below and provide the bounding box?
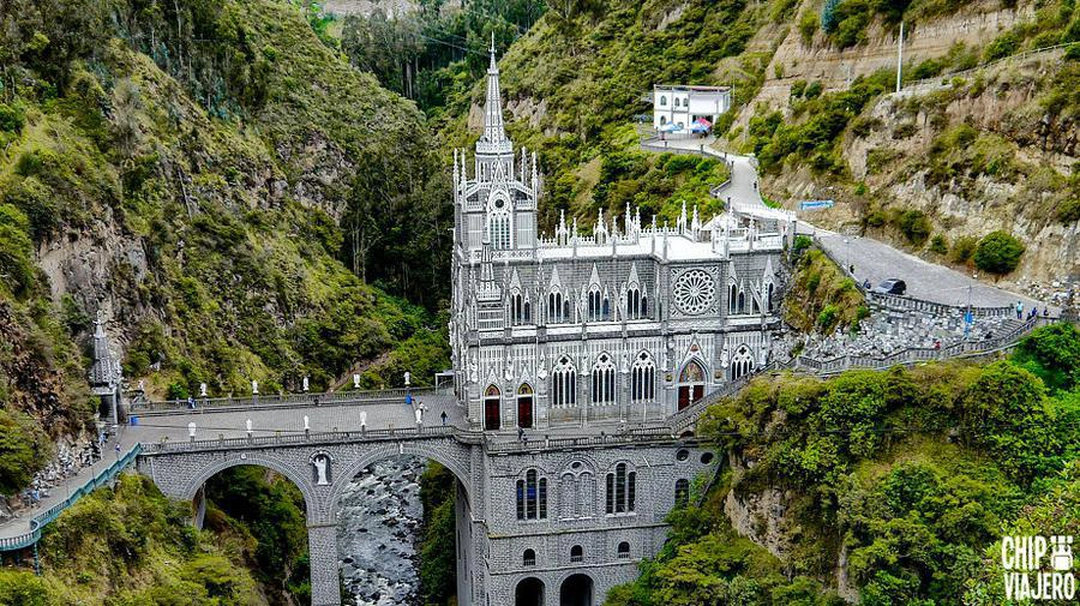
[0,444,143,551]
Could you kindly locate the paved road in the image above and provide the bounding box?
[646,135,1053,312]
[808,226,1050,311]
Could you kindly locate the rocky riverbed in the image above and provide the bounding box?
[338,456,426,606]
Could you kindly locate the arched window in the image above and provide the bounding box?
[675,479,690,507]
[728,283,738,314]
[516,469,547,521]
[587,288,605,322]
[674,97,680,107]
[488,210,511,250]
[591,353,616,405]
[605,462,636,514]
[570,545,584,563]
[551,356,577,408]
[767,282,775,312]
[631,352,655,402]
[523,549,536,566]
[548,291,564,324]
[677,360,706,411]
[737,291,746,314]
[731,346,755,381]
[659,96,667,107]
[602,296,610,321]
[511,293,526,325]
[660,115,667,125]
[484,385,501,431]
[625,287,641,320]
[617,542,630,559]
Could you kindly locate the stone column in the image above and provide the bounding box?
[307,522,340,606]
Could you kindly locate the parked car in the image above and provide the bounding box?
[871,278,907,296]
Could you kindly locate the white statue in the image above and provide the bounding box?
[303,415,310,432]
[313,455,330,486]
[251,380,258,395]
[188,422,196,440]
[245,418,253,437]
[353,373,361,389]
[415,408,423,426]
[199,383,207,397]
[720,348,729,370]
[404,371,411,386]
[359,410,367,429]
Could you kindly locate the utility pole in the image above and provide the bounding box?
[896,21,904,94]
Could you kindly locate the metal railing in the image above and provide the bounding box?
[130,387,436,416]
[866,291,1014,318]
[138,424,489,454]
[0,445,143,552]
[483,425,682,454]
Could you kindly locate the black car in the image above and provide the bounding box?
[871,278,907,295]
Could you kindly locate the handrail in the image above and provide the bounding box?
[0,444,143,552]
[130,386,436,415]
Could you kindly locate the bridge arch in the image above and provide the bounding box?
[177,452,318,521]
[326,439,474,520]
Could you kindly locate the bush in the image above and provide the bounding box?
[0,570,49,606]
[0,410,50,495]
[799,11,819,45]
[950,235,978,263]
[0,103,25,134]
[1058,198,1080,223]
[929,234,948,254]
[984,30,1020,62]
[973,230,1025,275]
[896,209,931,244]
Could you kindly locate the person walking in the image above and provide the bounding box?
[1016,300,1023,320]
[440,411,448,426]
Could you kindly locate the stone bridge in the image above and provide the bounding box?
[127,391,711,606]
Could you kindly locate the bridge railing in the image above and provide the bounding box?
[0,445,142,552]
[138,424,472,454]
[130,386,436,416]
[483,425,682,454]
[865,291,1014,318]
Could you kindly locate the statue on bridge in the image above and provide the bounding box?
[311,453,332,486]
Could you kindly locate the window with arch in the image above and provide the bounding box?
[488,210,511,250]
[731,346,755,381]
[660,115,667,125]
[551,356,577,408]
[516,469,548,521]
[659,95,667,106]
[548,291,566,324]
[523,549,536,566]
[767,282,775,312]
[675,479,690,508]
[625,286,639,320]
[605,462,636,514]
[484,384,501,431]
[587,288,602,322]
[674,97,680,107]
[570,545,584,563]
[510,293,531,325]
[591,353,616,405]
[728,282,739,314]
[737,290,746,314]
[631,352,655,402]
[617,541,630,559]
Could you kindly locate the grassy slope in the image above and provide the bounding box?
[0,0,450,493]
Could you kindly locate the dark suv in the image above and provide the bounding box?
[871,279,907,295]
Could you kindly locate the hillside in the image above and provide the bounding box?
[605,323,1080,605]
[732,0,1079,296]
[0,0,452,499]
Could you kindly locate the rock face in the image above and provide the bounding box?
[338,456,426,606]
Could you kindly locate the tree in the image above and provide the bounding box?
[973,230,1024,275]
[821,0,841,33]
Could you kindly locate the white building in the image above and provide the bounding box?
[652,85,732,132]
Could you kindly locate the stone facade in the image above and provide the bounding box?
[450,49,792,431]
[138,432,715,606]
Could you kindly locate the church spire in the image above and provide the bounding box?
[477,33,512,155]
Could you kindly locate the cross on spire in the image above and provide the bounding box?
[477,32,512,155]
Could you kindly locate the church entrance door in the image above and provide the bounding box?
[677,361,706,411]
[517,384,534,429]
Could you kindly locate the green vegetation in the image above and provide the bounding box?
[204,467,312,605]
[783,248,866,334]
[418,462,458,606]
[608,323,1080,605]
[973,230,1025,275]
[10,474,263,605]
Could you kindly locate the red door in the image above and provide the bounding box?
[678,386,690,411]
[517,396,533,428]
[485,398,501,430]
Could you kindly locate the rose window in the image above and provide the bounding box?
[673,270,715,315]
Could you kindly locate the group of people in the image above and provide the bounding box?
[1016,300,1050,320]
